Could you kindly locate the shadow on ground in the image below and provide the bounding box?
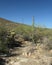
[0,58,6,65]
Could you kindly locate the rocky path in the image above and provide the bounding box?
[6,55,52,65]
[5,44,52,65]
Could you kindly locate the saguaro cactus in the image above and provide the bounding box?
[32,16,35,43]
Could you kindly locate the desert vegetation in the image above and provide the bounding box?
[0,18,52,65]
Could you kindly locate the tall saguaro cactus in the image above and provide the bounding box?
[32,16,35,31]
[32,16,35,43]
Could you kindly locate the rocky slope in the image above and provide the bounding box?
[5,42,52,65]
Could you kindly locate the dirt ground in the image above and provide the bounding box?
[5,42,52,65]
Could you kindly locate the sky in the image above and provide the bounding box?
[0,0,52,28]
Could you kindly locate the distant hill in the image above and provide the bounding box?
[0,18,31,33]
[0,18,20,30]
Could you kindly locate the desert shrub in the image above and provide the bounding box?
[23,33,32,41]
[0,27,9,54]
[7,31,22,48]
[46,37,52,50]
[31,32,41,43]
[7,31,16,49]
[0,27,16,54]
[30,27,43,44]
[0,27,20,55]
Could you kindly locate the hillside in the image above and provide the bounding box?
[0,18,52,36]
[0,18,32,35]
[0,18,22,30]
[0,18,52,65]
[0,18,31,32]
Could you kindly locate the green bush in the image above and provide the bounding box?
[0,27,17,55]
[0,27,9,54]
[23,33,31,41]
